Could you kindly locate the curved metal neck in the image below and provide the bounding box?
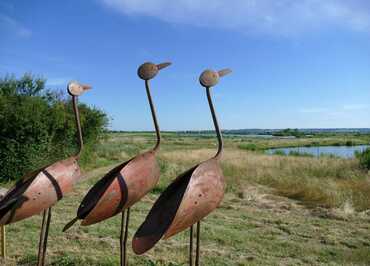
[72,96,83,159]
[206,87,223,158]
[145,80,161,152]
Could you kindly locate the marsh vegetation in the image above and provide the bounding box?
[2,132,370,265]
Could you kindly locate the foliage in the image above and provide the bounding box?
[238,143,258,151]
[355,148,370,170]
[0,73,108,181]
[273,128,305,138]
[273,150,286,156]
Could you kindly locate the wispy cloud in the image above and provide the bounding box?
[299,107,329,114]
[100,0,370,36]
[0,14,32,38]
[343,104,368,110]
[46,78,70,86]
[300,103,368,114]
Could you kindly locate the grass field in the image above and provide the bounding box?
[2,132,370,265]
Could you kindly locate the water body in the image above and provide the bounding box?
[266,145,370,158]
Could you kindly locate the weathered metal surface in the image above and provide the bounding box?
[77,150,159,226]
[133,68,231,258]
[0,188,7,260]
[199,68,231,88]
[0,156,81,225]
[138,62,171,80]
[132,157,224,254]
[67,82,91,96]
[164,158,224,238]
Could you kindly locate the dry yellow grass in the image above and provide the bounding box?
[160,148,370,211]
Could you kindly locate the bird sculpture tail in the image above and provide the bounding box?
[63,217,79,232]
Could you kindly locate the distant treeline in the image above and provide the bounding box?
[0,74,108,181]
[110,128,370,136]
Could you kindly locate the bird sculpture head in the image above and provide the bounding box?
[137,62,171,80]
[199,69,232,88]
[67,81,92,96]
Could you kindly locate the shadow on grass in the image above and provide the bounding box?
[16,253,186,266]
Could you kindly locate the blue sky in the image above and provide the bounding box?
[1,0,370,130]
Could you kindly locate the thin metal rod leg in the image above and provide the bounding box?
[195,221,200,266]
[42,208,51,265]
[120,208,130,266]
[1,225,5,263]
[37,209,48,266]
[120,210,125,266]
[41,208,52,266]
[189,225,194,266]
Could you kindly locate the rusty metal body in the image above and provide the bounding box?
[133,68,231,265]
[78,150,159,226]
[0,81,90,266]
[64,62,170,266]
[0,157,81,225]
[132,157,224,254]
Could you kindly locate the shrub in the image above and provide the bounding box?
[288,151,314,157]
[356,148,370,170]
[0,74,108,181]
[345,140,354,146]
[272,150,286,156]
[238,143,257,151]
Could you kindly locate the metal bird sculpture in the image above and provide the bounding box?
[0,81,91,266]
[63,62,171,266]
[132,68,231,265]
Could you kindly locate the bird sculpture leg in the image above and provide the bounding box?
[189,225,194,266]
[195,222,201,266]
[120,208,130,266]
[37,209,48,266]
[37,207,52,266]
[1,225,5,261]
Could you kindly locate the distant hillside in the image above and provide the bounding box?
[111,128,370,135]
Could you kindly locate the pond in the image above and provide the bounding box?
[266,145,370,158]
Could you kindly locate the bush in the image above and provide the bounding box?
[238,143,258,151]
[356,148,370,170]
[288,151,314,157]
[0,74,108,181]
[345,140,354,146]
[273,150,286,156]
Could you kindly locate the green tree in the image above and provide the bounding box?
[0,74,108,181]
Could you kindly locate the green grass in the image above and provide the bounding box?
[2,132,370,265]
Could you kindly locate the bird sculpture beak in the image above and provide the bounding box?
[218,69,232,78]
[82,84,92,91]
[157,62,172,70]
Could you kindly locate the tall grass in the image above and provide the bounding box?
[91,133,370,211]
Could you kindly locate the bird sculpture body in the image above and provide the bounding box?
[0,81,91,266]
[64,62,171,266]
[133,68,231,266]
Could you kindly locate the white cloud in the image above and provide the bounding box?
[300,107,329,113]
[0,14,32,38]
[343,104,368,110]
[300,103,368,114]
[100,0,370,36]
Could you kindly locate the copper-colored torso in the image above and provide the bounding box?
[81,150,160,226]
[132,157,224,254]
[0,157,81,225]
[164,157,224,238]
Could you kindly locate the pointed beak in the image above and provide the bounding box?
[218,69,232,78]
[82,84,92,91]
[157,62,172,70]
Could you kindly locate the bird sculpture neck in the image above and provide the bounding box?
[206,87,223,159]
[72,95,83,159]
[145,80,161,152]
